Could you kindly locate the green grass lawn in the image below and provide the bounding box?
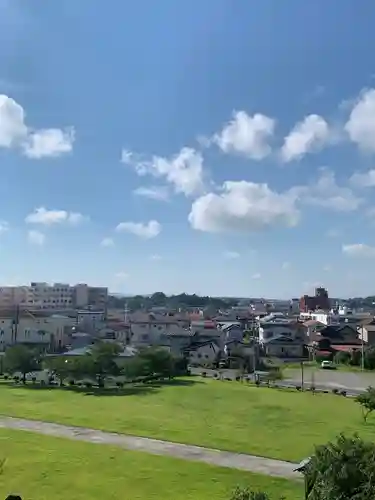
[0,429,301,500]
[1,377,374,462]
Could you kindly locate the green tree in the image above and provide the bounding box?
[4,345,40,383]
[124,347,176,381]
[355,386,375,423]
[138,347,175,379]
[303,434,375,499]
[46,356,75,386]
[88,342,121,387]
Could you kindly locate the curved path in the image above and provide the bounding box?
[0,415,300,480]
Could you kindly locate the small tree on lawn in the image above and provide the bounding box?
[4,345,40,384]
[46,356,74,386]
[355,386,375,423]
[84,342,121,387]
[303,434,375,499]
[230,486,284,500]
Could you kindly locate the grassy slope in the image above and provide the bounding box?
[1,378,373,461]
[0,429,302,500]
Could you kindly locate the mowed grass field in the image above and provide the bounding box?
[0,429,302,500]
[1,377,374,461]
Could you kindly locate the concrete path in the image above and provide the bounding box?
[0,416,300,480]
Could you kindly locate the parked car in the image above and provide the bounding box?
[321,360,336,370]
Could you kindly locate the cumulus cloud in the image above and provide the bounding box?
[25,207,87,226]
[342,243,375,257]
[345,88,375,152]
[23,128,74,158]
[115,220,161,239]
[281,114,331,162]
[213,111,275,159]
[295,170,362,212]
[0,94,74,158]
[28,230,45,246]
[188,180,299,233]
[350,169,375,188]
[122,147,205,196]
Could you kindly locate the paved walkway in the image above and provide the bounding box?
[0,416,300,480]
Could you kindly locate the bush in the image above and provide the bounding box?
[201,371,207,377]
[68,380,75,386]
[3,374,9,380]
[31,376,37,383]
[255,379,260,386]
[85,382,92,389]
[296,385,301,391]
[332,388,339,394]
[116,381,124,388]
[341,390,347,397]
[235,376,241,381]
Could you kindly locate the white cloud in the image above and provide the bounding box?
[350,169,375,188]
[122,147,205,196]
[0,94,27,147]
[189,180,299,233]
[223,251,240,259]
[342,243,375,258]
[252,273,261,280]
[133,185,170,201]
[100,237,114,247]
[150,254,162,261]
[281,261,291,270]
[281,114,331,162]
[25,207,87,226]
[0,94,74,158]
[326,228,341,238]
[0,221,9,234]
[115,220,161,239]
[296,170,362,212]
[213,111,275,159]
[23,127,75,158]
[28,230,45,246]
[345,88,375,152]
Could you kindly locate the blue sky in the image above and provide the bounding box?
[1,0,375,298]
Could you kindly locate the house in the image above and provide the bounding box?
[55,345,138,367]
[261,335,305,358]
[128,312,190,346]
[184,340,220,366]
[307,323,364,356]
[224,339,254,358]
[302,319,326,339]
[219,323,244,343]
[358,320,375,346]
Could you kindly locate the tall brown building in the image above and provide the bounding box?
[300,287,330,312]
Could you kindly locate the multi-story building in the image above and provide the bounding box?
[0,309,75,352]
[0,282,108,312]
[300,287,330,313]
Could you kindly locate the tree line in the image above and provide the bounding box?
[108,292,238,311]
[2,343,187,387]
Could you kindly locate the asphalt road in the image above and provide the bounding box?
[190,366,375,395]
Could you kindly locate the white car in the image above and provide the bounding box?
[321,360,336,370]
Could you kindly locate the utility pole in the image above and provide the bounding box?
[361,322,365,371]
[301,360,304,391]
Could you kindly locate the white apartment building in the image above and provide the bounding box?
[0,282,108,311]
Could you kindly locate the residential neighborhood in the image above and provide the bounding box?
[0,283,374,375]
